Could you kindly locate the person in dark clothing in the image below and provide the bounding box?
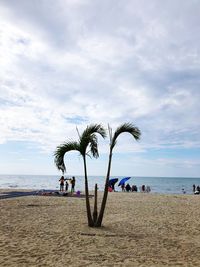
[59,176,65,192]
[125,183,131,192]
[121,183,125,192]
[65,180,69,192]
[132,185,138,192]
[142,184,146,192]
[71,176,76,193]
[193,184,196,193]
[111,183,116,192]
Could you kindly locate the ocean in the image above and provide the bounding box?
[0,175,200,195]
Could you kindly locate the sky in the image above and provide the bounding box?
[0,0,200,177]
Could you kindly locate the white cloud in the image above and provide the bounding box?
[0,0,200,176]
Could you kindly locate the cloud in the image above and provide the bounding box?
[0,0,200,159]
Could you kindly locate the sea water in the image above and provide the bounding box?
[0,175,200,195]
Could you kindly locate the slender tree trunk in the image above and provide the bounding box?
[95,149,113,227]
[83,156,94,227]
[93,183,98,224]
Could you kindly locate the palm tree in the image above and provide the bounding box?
[95,122,141,227]
[54,124,106,227]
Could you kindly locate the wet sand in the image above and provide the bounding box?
[0,190,200,266]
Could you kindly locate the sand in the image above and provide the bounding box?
[0,190,200,267]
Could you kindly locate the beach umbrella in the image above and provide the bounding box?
[108,178,118,187]
[118,177,131,186]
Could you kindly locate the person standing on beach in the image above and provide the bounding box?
[121,183,125,192]
[65,180,69,192]
[193,184,196,193]
[59,176,65,192]
[142,184,146,192]
[71,176,76,193]
[111,182,116,192]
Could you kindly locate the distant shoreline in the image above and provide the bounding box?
[0,175,199,194]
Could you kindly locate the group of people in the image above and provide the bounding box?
[193,184,200,194]
[59,176,76,193]
[140,184,151,193]
[121,183,137,192]
[121,183,151,193]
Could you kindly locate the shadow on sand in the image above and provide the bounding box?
[0,190,93,200]
[0,191,38,200]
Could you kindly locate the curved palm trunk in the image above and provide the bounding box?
[83,156,94,227]
[95,149,113,227]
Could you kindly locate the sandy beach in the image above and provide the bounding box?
[0,190,200,267]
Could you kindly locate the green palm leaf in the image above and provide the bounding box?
[110,122,141,150]
[54,141,80,173]
[79,124,107,157]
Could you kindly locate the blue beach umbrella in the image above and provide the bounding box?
[118,177,131,186]
[108,178,118,187]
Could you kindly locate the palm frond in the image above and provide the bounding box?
[79,124,106,156]
[81,124,107,141]
[89,134,99,158]
[54,124,106,172]
[54,141,80,173]
[110,122,141,150]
